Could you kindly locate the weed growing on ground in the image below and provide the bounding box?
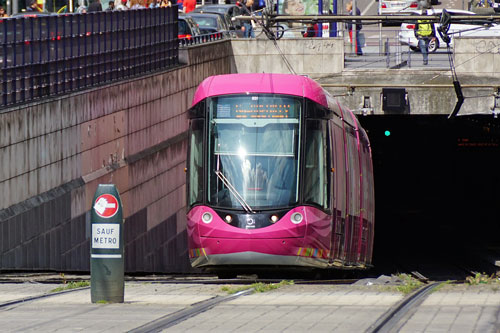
[432,280,453,292]
[395,274,423,295]
[466,273,500,285]
[96,300,110,304]
[221,280,294,294]
[51,281,90,293]
[220,285,254,294]
[252,280,294,293]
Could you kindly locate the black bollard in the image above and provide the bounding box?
[90,184,124,303]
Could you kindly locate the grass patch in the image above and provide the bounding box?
[221,280,294,294]
[432,280,453,293]
[395,274,423,295]
[253,280,294,293]
[51,281,90,293]
[466,273,500,285]
[220,285,254,294]
[96,300,110,304]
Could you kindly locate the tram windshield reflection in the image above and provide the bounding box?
[208,94,301,209]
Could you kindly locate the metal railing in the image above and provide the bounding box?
[343,28,453,69]
[0,7,179,108]
[179,31,228,46]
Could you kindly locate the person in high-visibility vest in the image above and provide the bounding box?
[414,9,436,65]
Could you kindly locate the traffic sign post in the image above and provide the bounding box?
[90,184,124,303]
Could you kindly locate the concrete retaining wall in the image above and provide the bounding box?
[230,38,344,76]
[0,41,232,272]
[454,37,500,76]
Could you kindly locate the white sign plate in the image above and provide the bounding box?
[92,224,120,249]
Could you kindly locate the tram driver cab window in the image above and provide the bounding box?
[303,119,329,210]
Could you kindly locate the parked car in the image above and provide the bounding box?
[398,8,500,52]
[187,12,230,36]
[192,4,244,37]
[178,14,201,40]
[378,0,418,15]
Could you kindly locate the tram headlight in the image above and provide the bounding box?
[224,215,233,223]
[202,212,213,224]
[290,212,303,224]
[270,215,279,223]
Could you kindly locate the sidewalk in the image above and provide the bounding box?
[0,280,499,332]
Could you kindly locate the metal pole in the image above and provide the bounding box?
[332,0,337,36]
[379,22,382,55]
[352,0,356,55]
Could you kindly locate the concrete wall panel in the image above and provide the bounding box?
[70,186,87,220]
[128,103,152,136]
[455,37,500,76]
[61,126,81,160]
[80,111,127,153]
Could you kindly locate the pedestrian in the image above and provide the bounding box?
[346,1,363,55]
[414,9,435,65]
[182,0,195,13]
[26,0,42,12]
[129,0,145,9]
[115,0,128,10]
[0,5,8,17]
[88,0,103,11]
[302,23,318,37]
[76,0,88,12]
[159,0,171,7]
[106,0,115,10]
[149,0,160,7]
[241,0,255,38]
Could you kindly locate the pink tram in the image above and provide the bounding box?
[186,73,375,277]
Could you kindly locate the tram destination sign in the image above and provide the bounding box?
[215,95,300,119]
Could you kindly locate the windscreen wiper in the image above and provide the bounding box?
[215,170,255,214]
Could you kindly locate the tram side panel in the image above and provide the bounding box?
[365,141,376,265]
[343,127,359,265]
[358,133,371,264]
[329,119,348,265]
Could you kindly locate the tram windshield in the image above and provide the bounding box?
[208,94,301,210]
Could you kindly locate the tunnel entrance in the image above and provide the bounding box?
[358,115,500,279]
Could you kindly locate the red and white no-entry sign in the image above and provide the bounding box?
[93,194,119,218]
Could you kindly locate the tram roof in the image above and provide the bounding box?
[192,73,328,108]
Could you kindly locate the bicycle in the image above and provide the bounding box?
[239,6,286,40]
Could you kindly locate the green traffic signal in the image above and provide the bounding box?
[384,130,391,137]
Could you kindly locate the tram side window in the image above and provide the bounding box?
[303,119,330,210]
[188,119,204,206]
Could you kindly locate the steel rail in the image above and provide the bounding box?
[0,286,90,310]
[0,274,360,285]
[127,289,255,333]
[367,282,441,333]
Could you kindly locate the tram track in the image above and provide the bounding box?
[367,281,441,333]
[0,272,360,286]
[0,286,90,310]
[128,288,254,333]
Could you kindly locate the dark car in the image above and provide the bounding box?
[178,14,201,39]
[192,4,244,37]
[187,12,230,36]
